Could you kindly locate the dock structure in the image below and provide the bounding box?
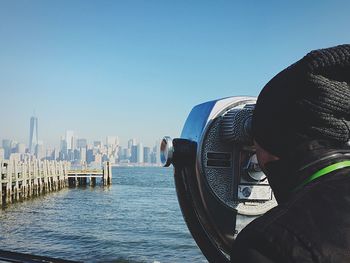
[66,162,112,187]
[0,159,112,206]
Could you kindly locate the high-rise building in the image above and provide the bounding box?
[150,151,157,164]
[29,116,38,154]
[128,138,137,149]
[80,147,87,163]
[10,140,18,150]
[124,148,131,160]
[143,146,151,163]
[131,145,137,163]
[106,136,118,158]
[77,138,87,148]
[65,130,75,150]
[59,136,67,160]
[67,149,74,161]
[86,149,94,164]
[73,149,80,161]
[2,139,11,149]
[35,141,44,160]
[116,146,123,162]
[2,139,11,159]
[93,141,102,148]
[136,143,144,163]
[94,153,102,166]
[127,148,131,159]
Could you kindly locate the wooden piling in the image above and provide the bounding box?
[0,159,71,206]
[102,161,112,186]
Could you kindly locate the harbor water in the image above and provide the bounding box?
[0,167,206,262]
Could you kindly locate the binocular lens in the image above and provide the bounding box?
[160,136,173,167]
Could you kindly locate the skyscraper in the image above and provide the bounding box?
[143,146,151,163]
[2,139,11,159]
[77,138,87,148]
[65,130,75,150]
[155,140,161,166]
[59,136,67,160]
[93,141,102,148]
[29,116,38,154]
[35,141,44,160]
[131,145,137,163]
[136,143,144,163]
[128,138,137,149]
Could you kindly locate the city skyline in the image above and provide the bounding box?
[1,111,170,149]
[1,1,350,148]
[0,115,162,166]
[0,131,162,151]
[1,113,164,150]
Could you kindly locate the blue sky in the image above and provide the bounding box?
[1,0,350,148]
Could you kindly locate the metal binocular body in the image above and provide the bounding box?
[161,96,277,262]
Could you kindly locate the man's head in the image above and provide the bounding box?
[252,44,350,164]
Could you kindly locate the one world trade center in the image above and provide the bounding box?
[29,116,38,154]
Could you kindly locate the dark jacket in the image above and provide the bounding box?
[231,141,350,263]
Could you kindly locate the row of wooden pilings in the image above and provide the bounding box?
[0,159,112,206]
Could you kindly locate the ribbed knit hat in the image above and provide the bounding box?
[252,44,350,158]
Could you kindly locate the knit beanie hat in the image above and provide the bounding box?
[252,44,350,158]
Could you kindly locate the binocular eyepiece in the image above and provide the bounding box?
[220,104,254,145]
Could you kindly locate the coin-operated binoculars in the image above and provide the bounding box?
[161,97,277,262]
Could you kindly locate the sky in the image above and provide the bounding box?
[1,0,350,148]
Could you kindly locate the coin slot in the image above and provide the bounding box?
[206,152,232,167]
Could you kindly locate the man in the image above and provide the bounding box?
[231,44,350,262]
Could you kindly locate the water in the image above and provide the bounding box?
[0,167,207,262]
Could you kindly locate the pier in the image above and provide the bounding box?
[0,159,112,206]
[67,162,112,187]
